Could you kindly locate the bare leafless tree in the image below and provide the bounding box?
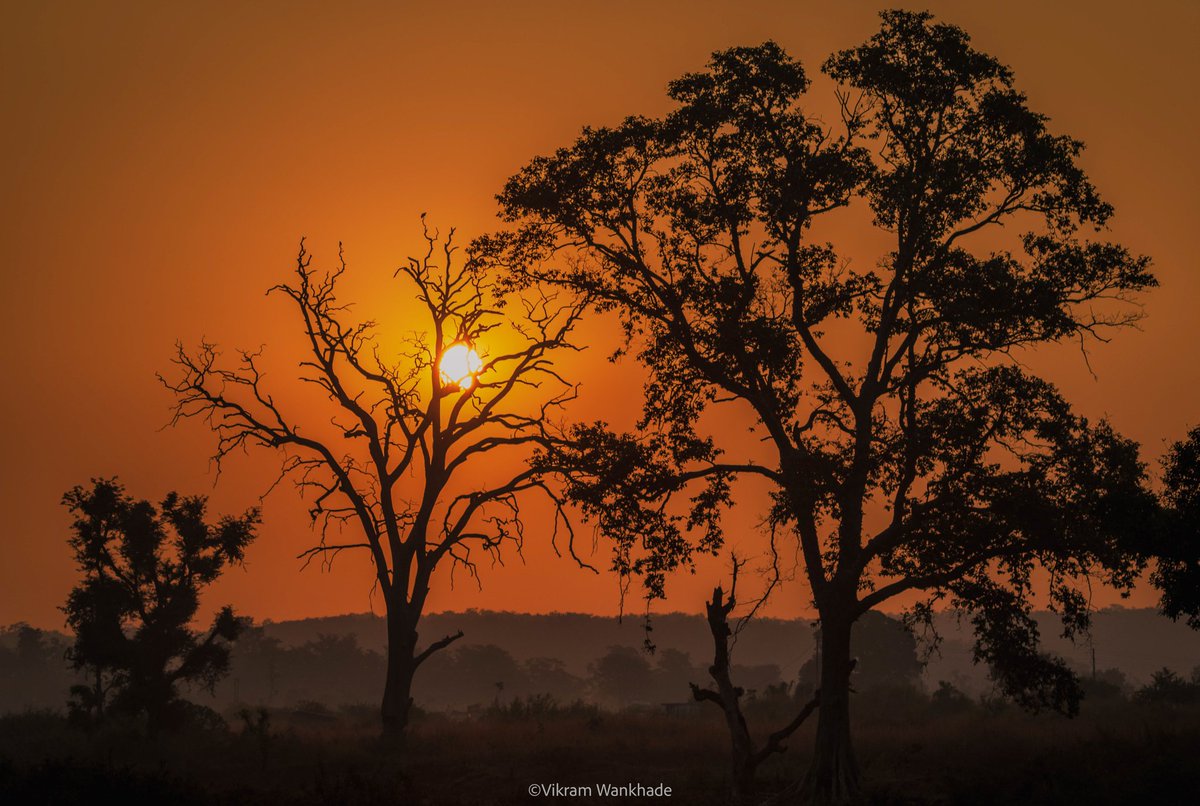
[162,218,588,737]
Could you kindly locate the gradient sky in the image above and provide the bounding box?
[2,1,1197,630]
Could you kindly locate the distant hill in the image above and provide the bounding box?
[258,609,816,677]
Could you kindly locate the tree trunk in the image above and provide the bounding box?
[801,616,859,805]
[693,585,820,804]
[380,606,418,740]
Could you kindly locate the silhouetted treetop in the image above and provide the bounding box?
[824,10,1112,233]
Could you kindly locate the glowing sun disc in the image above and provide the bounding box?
[439,343,483,389]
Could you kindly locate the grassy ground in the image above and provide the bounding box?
[1,700,1197,805]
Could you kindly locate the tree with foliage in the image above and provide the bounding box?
[164,221,585,737]
[588,645,655,707]
[484,10,1163,801]
[62,478,258,732]
[796,610,922,694]
[1155,426,1200,627]
[1134,667,1200,706]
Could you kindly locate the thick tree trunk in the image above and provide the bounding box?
[801,616,859,805]
[380,607,418,740]
[378,586,462,741]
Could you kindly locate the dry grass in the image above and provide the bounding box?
[1,700,1197,804]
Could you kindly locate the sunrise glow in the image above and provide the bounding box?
[438,343,483,390]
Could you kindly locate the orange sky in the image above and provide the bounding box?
[2,1,1198,631]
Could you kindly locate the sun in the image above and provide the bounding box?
[438,342,483,390]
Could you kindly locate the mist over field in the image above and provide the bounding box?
[6,607,1198,716]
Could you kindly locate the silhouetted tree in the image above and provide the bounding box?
[652,648,699,702]
[423,643,526,709]
[796,611,922,694]
[163,220,585,738]
[523,656,586,703]
[1134,667,1200,705]
[221,626,287,705]
[1079,666,1129,703]
[215,625,389,708]
[486,11,1160,802]
[1155,427,1200,627]
[690,567,821,804]
[0,624,78,712]
[589,645,654,707]
[929,680,973,715]
[62,478,258,733]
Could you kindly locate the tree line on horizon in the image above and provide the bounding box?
[46,10,1200,805]
[10,615,1200,719]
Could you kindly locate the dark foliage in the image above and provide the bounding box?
[929,680,974,716]
[1134,667,1200,706]
[482,9,1163,801]
[1154,427,1200,628]
[797,611,923,694]
[61,478,258,732]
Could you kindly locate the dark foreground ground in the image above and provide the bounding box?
[1,697,1197,805]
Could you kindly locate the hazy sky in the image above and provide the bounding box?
[2,1,1197,630]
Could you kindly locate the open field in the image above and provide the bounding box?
[2,697,1197,805]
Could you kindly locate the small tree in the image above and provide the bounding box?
[487,11,1164,802]
[164,221,585,737]
[62,478,258,732]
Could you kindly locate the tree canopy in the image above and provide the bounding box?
[483,9,1163,800]
[62,478,258,731]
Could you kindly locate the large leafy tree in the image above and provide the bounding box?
[164,222,584,737]
[62,478,258,733]
[484,11,1160,802]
